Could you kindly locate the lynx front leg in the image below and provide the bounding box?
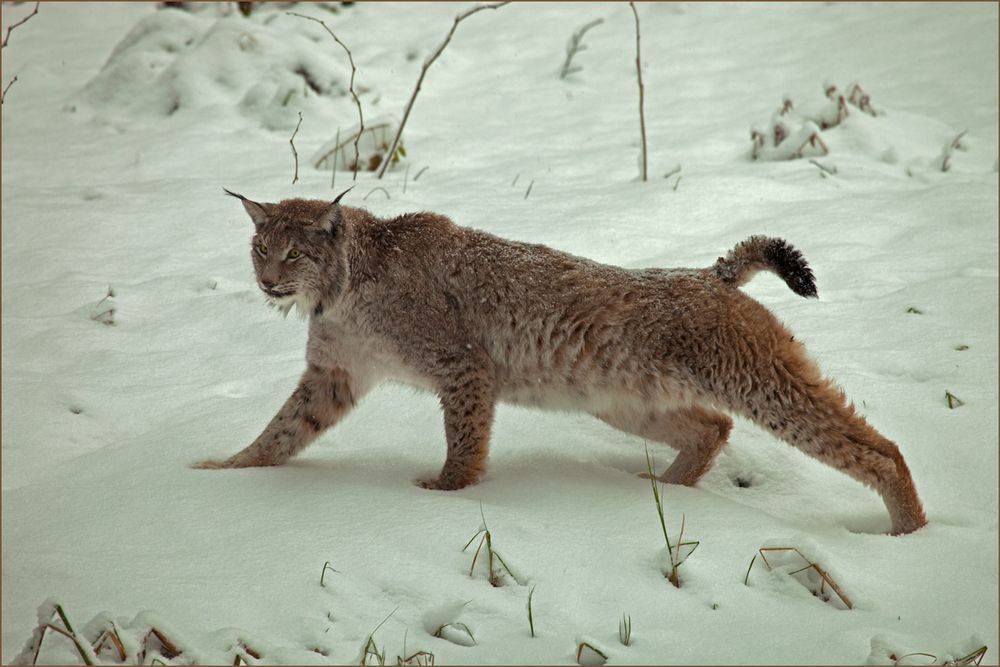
[419,367,496,491]
[192,364,357,469]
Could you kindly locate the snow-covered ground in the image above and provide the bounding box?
[2,2,997,664]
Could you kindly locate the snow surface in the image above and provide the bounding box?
[2,2,997,665]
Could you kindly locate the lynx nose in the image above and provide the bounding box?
[260,279,275,290]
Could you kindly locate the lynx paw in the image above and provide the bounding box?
[191,459,235,470]
[416,475,475,491]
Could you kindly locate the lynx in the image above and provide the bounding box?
[194,189,928,535]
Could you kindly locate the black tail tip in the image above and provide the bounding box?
[766,238,818,299]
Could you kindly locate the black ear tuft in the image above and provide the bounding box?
[332,185,354,205]
[223,187,270,228]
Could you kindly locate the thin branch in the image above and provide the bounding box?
[2,1,40,49]
[1,75,17,105]
[524,179,534,200]
[290,111,303,184]
[414,166,430,181]
[376,1,511,179]
[287,12,364,181]
[629,2,648,182]
[808,159,837,176]
[559,18,603,79]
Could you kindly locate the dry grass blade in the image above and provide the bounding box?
[527,585,536,638]
[363,186,391,200]
[754,546,853,609]
[92,627,127,662]
[398,650,436,666]
[433,622,476,645]
[321,560,340,587]
[576,641,608,665]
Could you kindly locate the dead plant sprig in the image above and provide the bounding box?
[287,12,364,181]
[377,1,511,179]
[628,2,648,181]
[559,18,603,79]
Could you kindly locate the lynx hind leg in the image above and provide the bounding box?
[599,405,733,486]
[733,338,928,535]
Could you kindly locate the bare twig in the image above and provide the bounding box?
[414,166,429,181]
[559,18,603,79]
[376,1,511,179]
[363,187,391,200]
[290,111,303,184]
[1,75,17,105]
[2,1,40,49]
[629,2,647,181]
[287,12,364,181]
[524,179,534,200]
[331,126,340,189]
[672,175,682,191]
[809,159,837,176]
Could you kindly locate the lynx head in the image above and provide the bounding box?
[224,187,353,317]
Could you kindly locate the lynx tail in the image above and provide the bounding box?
[714,235,818,298]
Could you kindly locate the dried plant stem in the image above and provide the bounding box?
[527,585,536,638]
[287,12,363,181]
[414,166,429,181]
[290,111,303,185]
[376,1,511,179]
[2,1,40,49]
[559,18,603,79]
[629,2,648,181]
[1,75,17,105]
[363,186,391,200]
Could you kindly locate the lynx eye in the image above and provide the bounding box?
[288,249,301,260]
[257,241,268,256]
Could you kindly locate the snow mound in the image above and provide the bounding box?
[75,8,351,130]
[750,81,976,176]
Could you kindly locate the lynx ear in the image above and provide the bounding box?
[223,188,270,228]
[317,186,354,237]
